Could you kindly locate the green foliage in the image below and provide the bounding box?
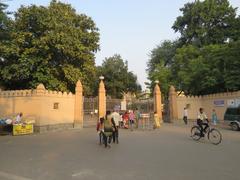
[174,42,240,95]
[0,0,99,95]
[97,54,141,98]
[0,2,11,40]
[148,0,240,97]
[147,40,179,97]
[172,0,238,46]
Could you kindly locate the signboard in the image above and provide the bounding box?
[214,100,225,107]
[121,101,126,111]
[141,113,150,118]
[13,124,33,136]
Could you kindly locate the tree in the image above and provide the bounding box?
[97,54,141,98]
[0,1,12,88]
[0,0,99,95]
[173,41,240,95]
[222,40,240,91]
[147,40,178,97]
[146,0,240,97]
[172,0,238,46]
[0,1,12,40]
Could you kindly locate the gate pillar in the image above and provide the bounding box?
[98,76,106,119]
[154,81,163,123]
[169,86,178,122]
[74,80,83,128]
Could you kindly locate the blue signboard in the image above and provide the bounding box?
[214,100,225,107]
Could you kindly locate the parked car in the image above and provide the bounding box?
[224,106,240,131]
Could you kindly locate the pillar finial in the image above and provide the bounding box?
[75,80,83,93]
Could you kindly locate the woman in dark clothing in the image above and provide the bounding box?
[103,111,115,148]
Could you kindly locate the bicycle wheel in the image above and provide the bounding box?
[191,126,201,141]
[208,129,222,145]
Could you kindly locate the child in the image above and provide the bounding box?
[97,117,104,145]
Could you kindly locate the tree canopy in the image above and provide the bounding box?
[0,2,11,40]
[147,0,240,97]
[0,0,100,95]
[147,40,179,97]
[97,54,142,98]
[172,0,239,46]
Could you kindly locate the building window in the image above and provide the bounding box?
[53,103,59,110]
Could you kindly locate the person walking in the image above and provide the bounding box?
[111,109,121,144]
[102,111,114,148]
[211,109,218,125]
[129,110,135,131]
[123,111,129,129]
[135,108,141,129]
[183,107,188,125]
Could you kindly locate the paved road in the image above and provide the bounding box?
[0,124,240,180]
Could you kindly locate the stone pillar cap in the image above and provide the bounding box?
[76,80,83,88]
[36,84,45,90]
[170,85,176,92]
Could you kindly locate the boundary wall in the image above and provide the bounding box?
[0,82,83,133]
[169,87,240,121]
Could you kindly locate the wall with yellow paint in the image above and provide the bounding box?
[0,83,82,132]
[175,91,240,121]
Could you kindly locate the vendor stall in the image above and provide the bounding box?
[13,123,34,136]
[0,118,34,136]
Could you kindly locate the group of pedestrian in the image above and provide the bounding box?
[121,110,136,130]
[96,110,120,148]
[183,107,219,125]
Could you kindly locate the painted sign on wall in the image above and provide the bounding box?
[214,100,225,107]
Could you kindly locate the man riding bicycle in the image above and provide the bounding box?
[197,108,209,137]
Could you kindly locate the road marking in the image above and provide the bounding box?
[72,169,96,178]
[0,171,32,180]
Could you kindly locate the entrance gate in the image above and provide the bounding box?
[83,97,98,128]
[106,98,122,111]
[128,98,154,129]
[163,99,170,123]
[128,98,154,113]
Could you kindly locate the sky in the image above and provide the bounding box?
[5,0,240,90]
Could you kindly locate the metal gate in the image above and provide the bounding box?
[163,99,170,123]
[106,98,122,111]
[127,98,155,129]
[127,98,154,113]
[83,97,98,128]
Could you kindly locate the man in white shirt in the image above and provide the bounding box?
[197,108,209,137]
[111,110,121,144]
[15,112,23,124]
[183,107,188,125]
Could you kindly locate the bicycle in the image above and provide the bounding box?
[191,121,222,145]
